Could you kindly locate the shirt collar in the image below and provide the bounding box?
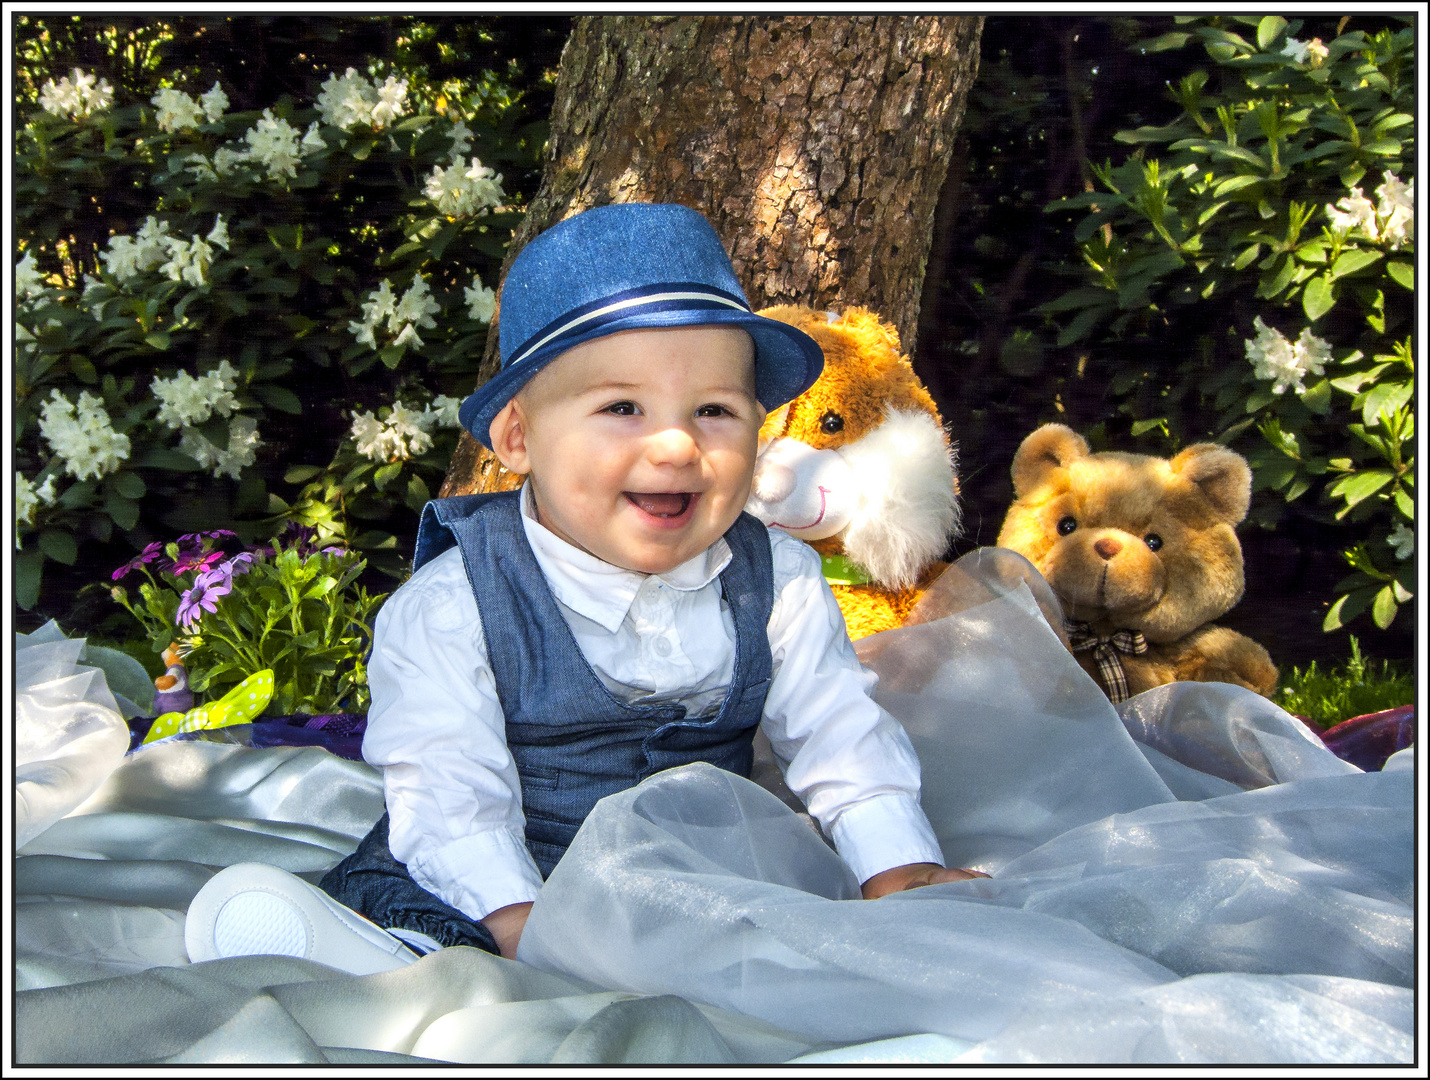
[518,483,732,632]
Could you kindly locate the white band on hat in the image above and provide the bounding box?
[508,288,750,368]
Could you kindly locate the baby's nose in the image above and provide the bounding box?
[647,425,701,465]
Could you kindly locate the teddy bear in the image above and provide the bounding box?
[744,305,962,640]
[995,423,1278,702]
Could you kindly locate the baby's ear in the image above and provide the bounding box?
[488,399,532,476]
[1010,424,1088,499]
[1172,443,1252,523]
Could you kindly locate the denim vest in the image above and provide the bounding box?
[413,490,773,876]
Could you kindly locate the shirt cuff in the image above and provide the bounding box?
[407,827,544,922]
[827,793,945,885]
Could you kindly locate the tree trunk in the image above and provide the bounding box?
[442,14,983,497]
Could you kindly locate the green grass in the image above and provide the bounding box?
[1276,637,1415,729]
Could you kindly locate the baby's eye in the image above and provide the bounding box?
[695,403,733,418]
[602,401,639,416]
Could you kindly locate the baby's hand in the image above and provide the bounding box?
[481,901,533,959]
[860,862,989,899]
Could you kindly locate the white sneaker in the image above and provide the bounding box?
[185,862,421,976]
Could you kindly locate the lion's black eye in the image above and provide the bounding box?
[1057,516,1077,536]
[819,410,844,435]
[1145,533,1164,552]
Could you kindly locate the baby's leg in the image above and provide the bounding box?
[320,813,500,954]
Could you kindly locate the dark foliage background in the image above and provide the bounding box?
[14,14,1414,670]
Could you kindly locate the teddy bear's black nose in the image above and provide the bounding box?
[1094,537,1122,560]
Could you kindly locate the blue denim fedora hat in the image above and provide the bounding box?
[459,202,825,448]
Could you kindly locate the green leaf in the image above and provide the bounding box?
[144,332,171,351]
[16,550,43,610]
[1214,174,1262,197]
[1323,590,1370,631]
[1394,488,1414,519]
[1360,138,1402,156]
[1371,586,1398,629]
[1300,379,1332,416]
[284,465,324,485]
[1130,418,1168,437]
[137,448,203,471]
[256,385,303,414]
[1329,249,1383,280]
[1386,261,1413,290]
[1361,381,1412,426]
[112,472,146,499]
[373,462,403,490]
[1140,31,1192,52]
[106,493,140,531]
[1302,275,1336,321]
[39,530,78,565]
[1056,306,1110,347]
[1256,15,1287,50]
[1232,243,1263,270]
[379,346,404,370]
[1329,470,1394,511]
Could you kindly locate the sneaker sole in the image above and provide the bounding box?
[186,862,419,976]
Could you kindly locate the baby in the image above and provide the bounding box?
[184,203,979,974]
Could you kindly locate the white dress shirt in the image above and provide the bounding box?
[364,485,944,921]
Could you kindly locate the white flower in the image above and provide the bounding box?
[1326,187,1378,235]
[392,274,441,332]
[1375,171,1414,250]
[351,401,436,462]
[200,81,229,122]
[1280,38,1310,63]
[464,278,496,323]
[428,395,462,427]
[81,274,109,319]
[179,416,261,480]
[184,153,218,182]
[448,119,473,164]
[38,390,131,480]
[15,472,58,534]
[39,68,114,119]
[244,109,302,181]
[371,76,409,129]
[1244,317,1330,395]
[424,157,506,218]
[317,68,408,132]
[152,87,204,133]
[392,323,424,349]
[350,411,390,459]
[212,146,248,176]
[300,121,326,155]
[206,215,230,252]
[317,68,374,131]
[1387,522,1414,560]
[15,251,46,300]
[152,360,240,428]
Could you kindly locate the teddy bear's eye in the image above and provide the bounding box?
[1145,533,1164,552]
[819,410,845,435]
[1057,516,1077,536]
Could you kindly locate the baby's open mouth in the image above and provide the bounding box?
[626,492,694,518]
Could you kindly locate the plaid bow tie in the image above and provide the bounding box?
[1065,620,1148,704]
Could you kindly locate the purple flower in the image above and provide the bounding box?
[170,548,226,577]
[225,552,255,576]
[112,541,165,581]
[197,553,253,592]
[175,576,228,628]
[320,546,348,557]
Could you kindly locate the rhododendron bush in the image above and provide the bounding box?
[1042,17,1415,631]
[15,53,541,614]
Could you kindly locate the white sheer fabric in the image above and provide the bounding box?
[14,550,1414,1064]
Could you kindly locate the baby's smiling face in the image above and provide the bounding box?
[489,326,764,574]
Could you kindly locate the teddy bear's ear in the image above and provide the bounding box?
[1171,443,1252,523]
[1010,424,1089,498]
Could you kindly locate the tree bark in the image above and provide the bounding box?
[442,14,983,497]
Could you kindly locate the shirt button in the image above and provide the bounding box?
[653,637,672,657]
